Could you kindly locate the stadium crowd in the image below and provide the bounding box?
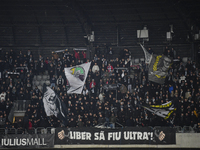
[0,46,200,133]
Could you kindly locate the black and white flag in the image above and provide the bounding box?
[43,84,68,125]
[142,101,176,120]
[140,44,173,84]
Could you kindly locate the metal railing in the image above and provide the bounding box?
[0,127,55,135]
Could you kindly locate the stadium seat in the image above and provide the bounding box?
[134,58,140,64]
[42,75,48,80]
[32,81,36,86]
[140,58,145,62]
[32,85,36,90]
[36,75,42,81]
[37,85,43,91]
[33,75,37,80]
[40,80,46,86]
[45,80,50,86]
[182,57,188,63]
[35,80,40,86]
[44,70,49,75]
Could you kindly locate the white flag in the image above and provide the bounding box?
[64,62,91,94]
[139,43,152,64]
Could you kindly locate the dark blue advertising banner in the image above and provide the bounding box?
[55,127,176,145]
[0,134,54,148]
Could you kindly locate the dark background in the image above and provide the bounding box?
[0,0,199,60]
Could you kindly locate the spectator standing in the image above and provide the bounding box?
[50,75,57,89]
[147,47,153,54]
[48,63,55,78]
[108,47,113,59]
[82,51,87,63]
[90,79,96,97]
[27,50,33,58]
[0,91,6,101]
[109,113,116,128]
[95,45,101,57]
[171,47,177,59]
[56,75,64,89]
[98,114,105,125]
[107,63,114,73]
[38,60,45,75]
[74,50,80,63]
[92,62,100,74]
[127,76,133,93]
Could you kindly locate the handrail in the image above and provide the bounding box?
[115,122,124,128]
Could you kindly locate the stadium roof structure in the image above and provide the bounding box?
[0,0,200,47]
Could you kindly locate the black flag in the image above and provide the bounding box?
[142,101,176,120]
[43,84,68,126]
